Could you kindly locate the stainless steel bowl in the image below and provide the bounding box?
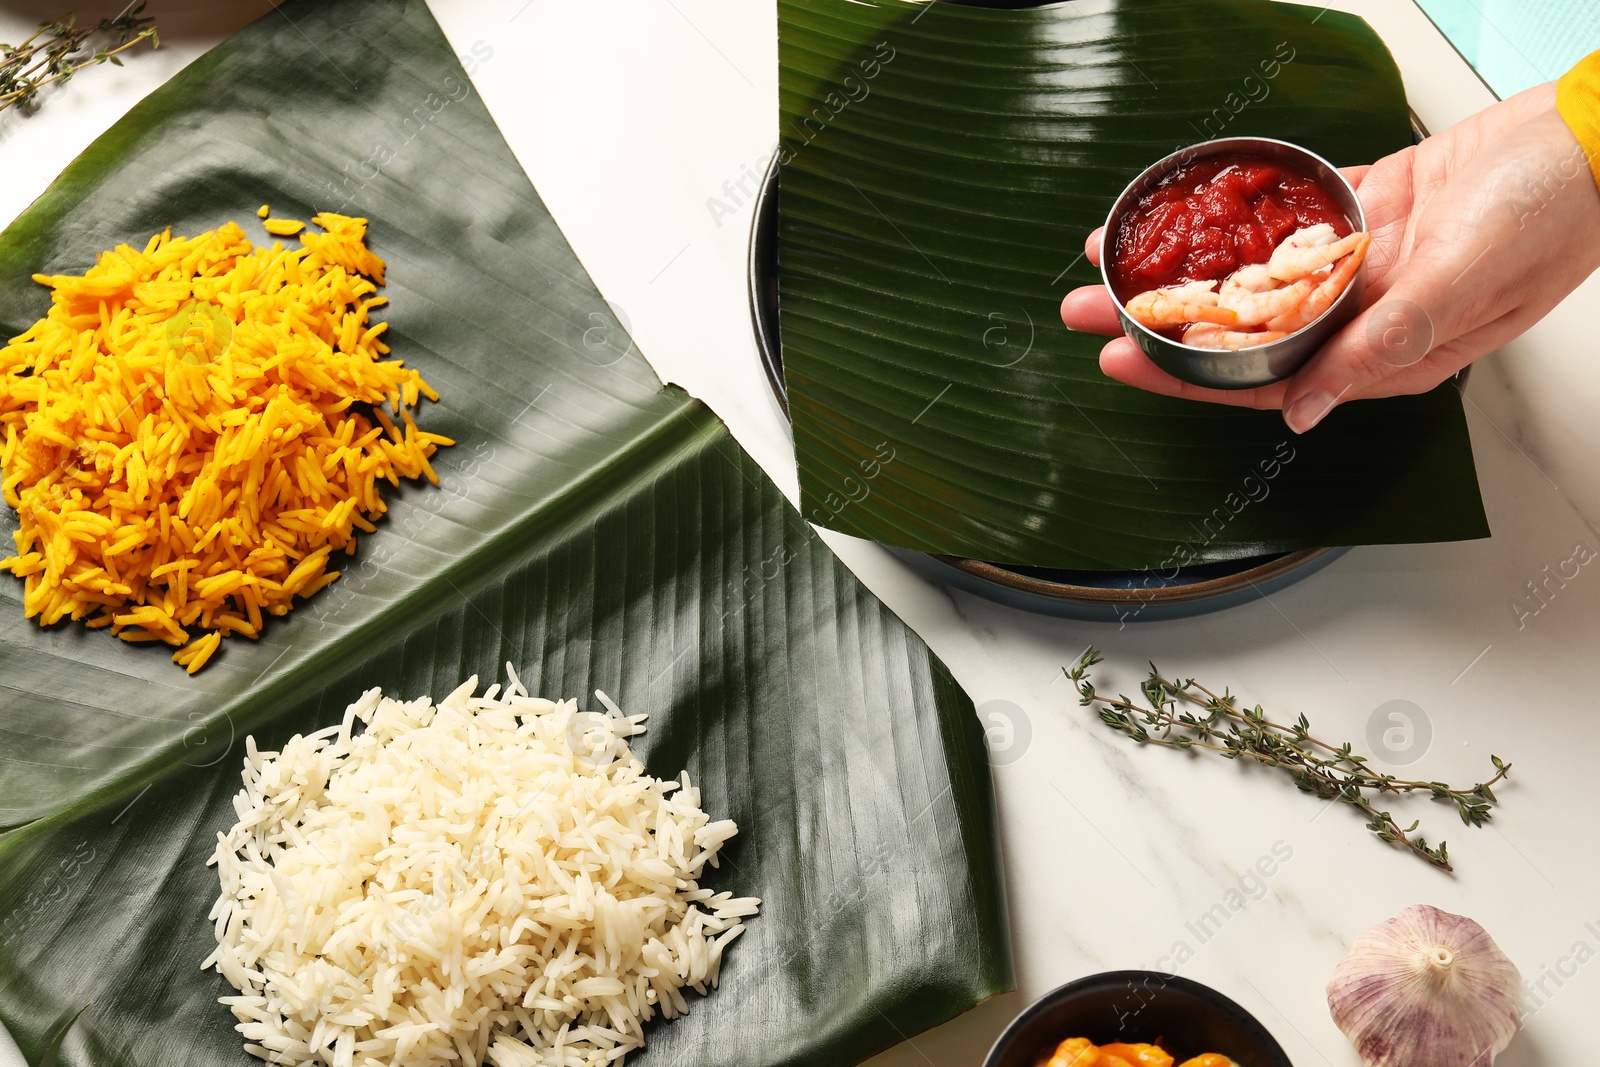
[1100,136,1367,390]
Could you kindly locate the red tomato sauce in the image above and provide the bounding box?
[1108,152,1352,301]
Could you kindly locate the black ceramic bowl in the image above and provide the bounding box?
[982,971,1293,1067]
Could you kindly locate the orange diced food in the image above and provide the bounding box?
[1040,1038,1232,1067]
[1100,1043,1175,1067]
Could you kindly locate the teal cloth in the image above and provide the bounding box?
[1415,0,1600,97]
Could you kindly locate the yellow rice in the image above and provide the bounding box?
[0,211,452,673]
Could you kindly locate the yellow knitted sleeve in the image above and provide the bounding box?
[1557,50,1600,190]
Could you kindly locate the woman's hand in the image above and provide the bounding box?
[1061,83,1600,432]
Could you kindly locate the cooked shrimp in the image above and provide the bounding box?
[1182,323,1289,350]
[1269,223,1336,260]
[1125,280,1238,330]
[1264,232,1371,334]
[1218,264,1314,327]
[1268,225,1369,283]
[1176,1057,1239,1067]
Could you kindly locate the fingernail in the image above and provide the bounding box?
[1284,390,1337,434]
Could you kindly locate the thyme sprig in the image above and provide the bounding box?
[1066,648,1509,872]
[0,3,159,116]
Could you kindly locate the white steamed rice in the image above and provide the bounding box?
[202,668,758,1067]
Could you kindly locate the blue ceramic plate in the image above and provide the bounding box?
[749,149,1347,621]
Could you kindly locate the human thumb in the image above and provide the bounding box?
[1279,290,1444,433]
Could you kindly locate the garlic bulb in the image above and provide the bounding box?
[1327,905,1522,1067]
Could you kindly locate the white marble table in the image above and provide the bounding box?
[2,2,1597,1066]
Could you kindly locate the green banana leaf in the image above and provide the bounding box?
[778,0,1490,570]
[0,2,1013,1065]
